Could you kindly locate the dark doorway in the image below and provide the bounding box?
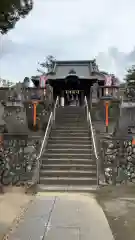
[64,90,84,106]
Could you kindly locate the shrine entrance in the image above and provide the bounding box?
[60,90,85,107]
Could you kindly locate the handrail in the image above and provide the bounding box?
[31,96,59,185]
[84,96,99,186]
[38,112,53,159]
[38,96,59,159]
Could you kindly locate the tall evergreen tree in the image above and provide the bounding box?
[124,65,135,98]
[125,65,135,86]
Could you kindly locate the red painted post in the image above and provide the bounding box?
[105,101,109,133]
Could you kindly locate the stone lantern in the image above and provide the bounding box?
[98,75,120,133]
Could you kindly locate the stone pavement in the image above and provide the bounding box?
[0,187,33,240]
[6,192,114,240]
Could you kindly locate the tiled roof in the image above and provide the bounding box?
[47,60,100,80]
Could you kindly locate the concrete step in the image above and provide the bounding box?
[49,136,91,141]
[50,132,90,137]
[51,130,90,134]
[55,121,87,124]
[55,124,88,127]
[56,111,85,114]
[47,144,92,149]
[41,164,96,171]
[37,184,98,193]
[40,170,97,178]
[55,120,87,123]
[56,115,86,119]
[46,150,92,155]
[56,106,85,109]
[56,115,86,118]
[56,107,85,113]
[56,107,85,111]
[54,126,88,130]
[55,119,87,123]
[56,113,86,115]
[41,158,95,165]
[44,153,92,159]
[55,125,89,128]
[56,116,86,120]
[52,129,88,132]
[48,139,92,144]
[56,113,86,117]
[56,116,86,119]
[55,122,88,126]
[39,177,97,185]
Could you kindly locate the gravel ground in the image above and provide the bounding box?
[96,185,135,240]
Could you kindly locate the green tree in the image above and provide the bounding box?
[0,0,33,34]
[124,65,135,98]
[37,55,56,74]
[125,65,135,86]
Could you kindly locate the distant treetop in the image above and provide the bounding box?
[125,65,135,85]
[37,55,56,74]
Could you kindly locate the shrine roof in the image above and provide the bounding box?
[47,60,105,81]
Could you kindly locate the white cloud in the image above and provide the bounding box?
[1,0,135,82]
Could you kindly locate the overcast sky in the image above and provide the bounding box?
[0,0,135,82]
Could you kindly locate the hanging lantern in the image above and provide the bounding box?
[104,75,112,96]
[40,75,48,88]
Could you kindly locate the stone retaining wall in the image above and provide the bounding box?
[101,138,135,184]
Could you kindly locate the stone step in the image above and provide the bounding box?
[41,164,96,171]
[56,116,86,119]
[42,153,92,161]
[56,112,86,115]
[40,170,97,178]
[56,113,86,117]
[56,108,85,112]
[50,132,90,137]
[56,120,87,123]
[46,149,92,154]
[55,124,87,127]
[47,144,92,149]
[54,126,88,130]
[56,115,86,118]
[56,112,85,114]
[49,136,91,141]
[55,125,88,128]
[48,139,92,144]
[56,116,86,120]
[51,129,90,136]
[56,115,86,119]
[41,158,95,165]
[55,121,87,124]
[56,108,85,111]
[55,122,88,126]
[38,184,97,193]
[52,129,88,132]
[39,177,97,185]
[43,153,92,159]
[38,106,96,188]
[55,119,87,123]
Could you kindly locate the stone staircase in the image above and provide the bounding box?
[38,106,97,192]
